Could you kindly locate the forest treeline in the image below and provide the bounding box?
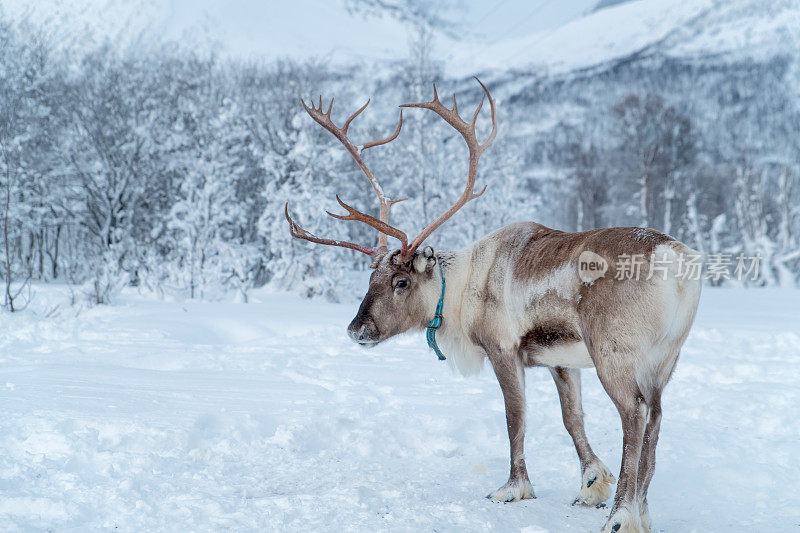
[1,15,798,307]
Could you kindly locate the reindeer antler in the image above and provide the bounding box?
[326,195,408,252]
[285,79,496,264]
[399,77,497,257]
[285,203,376,256]
[297,96,407,252]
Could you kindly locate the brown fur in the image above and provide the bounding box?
[510,224,672,282]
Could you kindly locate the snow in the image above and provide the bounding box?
[1,285,799,531]
[7,0,800,86]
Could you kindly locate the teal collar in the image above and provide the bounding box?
[426,260,446,361]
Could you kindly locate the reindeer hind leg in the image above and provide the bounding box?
[634,389,662,533]
[549,367,615,507]
[594,355,649,533]
[634,345,681,532]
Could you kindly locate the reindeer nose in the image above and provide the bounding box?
[348,324,368,343]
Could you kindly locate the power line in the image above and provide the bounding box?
[474,0,512,27]
[501,0,556,40]
[469,0,557,67]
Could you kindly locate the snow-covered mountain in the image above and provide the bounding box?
[446,0,800,77]
[0,0,595,64]
[451,0,800,155]
[5,0,797,72]
[9,0,795,79]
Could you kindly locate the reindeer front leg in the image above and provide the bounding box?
[486,350,534,502]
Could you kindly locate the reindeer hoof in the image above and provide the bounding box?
[601,506,645,533]
[572,497,608,508]
[574,460,615,507]
[486,478,534,502]
[640,509,652,533]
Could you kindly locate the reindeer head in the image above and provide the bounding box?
[346,247,442,346]
[285,78,497,347]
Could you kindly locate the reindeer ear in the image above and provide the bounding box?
[413,246,436,273]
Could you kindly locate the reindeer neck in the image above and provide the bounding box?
[432,249,470,339]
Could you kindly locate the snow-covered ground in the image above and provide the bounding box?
[1,285,799,531]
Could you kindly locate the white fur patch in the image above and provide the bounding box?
[634,243,703,394]
[524,263,578,302]
[433,250,487,376]
[530,341,594,369]
[439,334,485,376]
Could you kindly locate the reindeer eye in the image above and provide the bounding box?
[395,279,408,289]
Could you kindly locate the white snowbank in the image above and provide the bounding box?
[1,285,798,530]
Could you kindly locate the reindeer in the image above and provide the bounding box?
[285,79,702,533]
